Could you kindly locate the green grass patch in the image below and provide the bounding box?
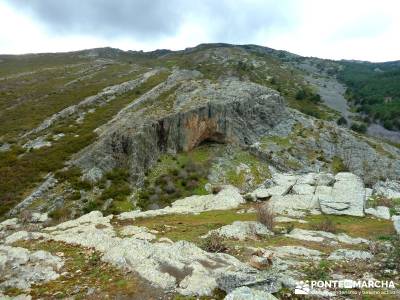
[302,214,395,240]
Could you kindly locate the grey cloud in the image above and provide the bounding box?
[9,0,185,40]
[7,0,296,43]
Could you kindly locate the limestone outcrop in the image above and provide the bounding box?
[73,74,287,183]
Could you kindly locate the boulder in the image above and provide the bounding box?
[319,172,365,217]
[203,221,273,241]
[269,194,319,215]
[252,184,292,200]
[291,184,315,195]
[365,206,391,220]
[224,286,278,300]
[315,173,335,186]
[120,225,156,240]
[296,173,317,185]
[373,180,400,199]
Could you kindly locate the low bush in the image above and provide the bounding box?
[200,232,227,253]
[350,122,367,133]
[311,217,337,233]
[255,203,275,230]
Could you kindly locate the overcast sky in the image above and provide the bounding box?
[1,0,399,62]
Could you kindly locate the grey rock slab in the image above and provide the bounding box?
[365,206,391,220]
[269,194,319,215]
[319,172,365,217]
[0,218,19,231]
[285,228,369,245]
[9,174,57,216]
[224,286,278,300]
[30,211,276,297]
[373,180,400,199]
[0,245,63,290]
[263,246,322,260]
[328,249,373,261]
[119,186,244,220]
[296,173,317,185]
[291,184,315,195]
[315,173,335,186]
[274,216,308,224]
[203,221,273,241]
[119,225,156,240]
[23,137,52,150]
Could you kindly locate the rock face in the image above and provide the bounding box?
[73,75,287,183]
[319,173,365,217]
[9,174,57,216]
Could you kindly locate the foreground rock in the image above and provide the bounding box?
[285,228,369,245]
[254,172,366,217]
[365,206,391,220]
[0,245,63,291]
[327,249,373,261]
[9,211,277,297]
[373,180,400,199]
[119,185,244,220]
[203,221,273,241]
[224,286,278,300]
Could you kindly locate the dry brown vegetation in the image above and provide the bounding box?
[255,202,275,230]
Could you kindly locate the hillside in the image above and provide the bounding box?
[0,44,400,299]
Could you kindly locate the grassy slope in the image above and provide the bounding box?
[0,70,169,215]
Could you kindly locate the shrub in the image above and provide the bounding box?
[295,89,306,100]
[201,232,227,253]
[331,156,348,174]
[82,201,100,214]
[311,218,337,233]
[49,207,71,222]
[101,182,131,201]
[350,123,367,133]
[255,203,275,230]
[304,259,331,281]
[337,116,348,126]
